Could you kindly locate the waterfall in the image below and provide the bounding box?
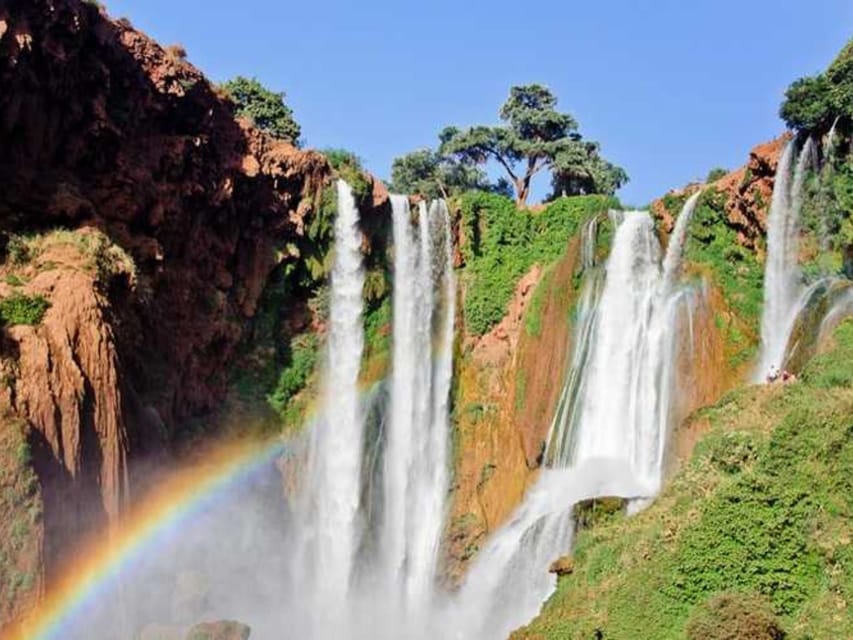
[287,187,455,639]
[382,196,455,616]
[451,203,699,639]
[545,215,606,466]
[299,179,367,628]
[756,138,816,379]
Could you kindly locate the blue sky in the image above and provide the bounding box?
[105,0,851,205]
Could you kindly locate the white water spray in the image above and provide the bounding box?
[756,139,816,379]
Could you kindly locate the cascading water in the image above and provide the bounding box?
[381,196,455,620]
[296,179,367,631]
[756,138,816,379]
[290,187,455,639]
[450,199,700,639]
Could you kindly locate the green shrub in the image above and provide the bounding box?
[686,592,786,640]
[0,293,50,326]
[221,76,301,143]
[459,191,616,335]
[266,334,319,417]
[706,167,728,182]
[573,497,626,530]
[799,317,853,388]
[5,236,30,265]
[704,431,759,474]
[685,187,763,365]
[323,149,372,201]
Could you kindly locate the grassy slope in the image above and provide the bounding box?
[513,319,853,640]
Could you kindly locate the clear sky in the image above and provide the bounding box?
[104,0,852,205]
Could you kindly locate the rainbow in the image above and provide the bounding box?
[13,437,289,640]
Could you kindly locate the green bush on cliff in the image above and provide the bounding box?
[323,149,372,201]
[221,76,301,144]
[706,167,728,182]
[266,333,319,418]
[459,191,617,336]
[0,293,50,326]
[684,188,763,365]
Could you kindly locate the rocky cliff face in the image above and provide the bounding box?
[653,136,786,248]
[445,236,583,582]
[0,0,392,621]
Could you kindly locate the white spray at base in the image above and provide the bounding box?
[448,197,701,639]
[756,138,816,380]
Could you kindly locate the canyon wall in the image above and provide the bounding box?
[0,0,387,623]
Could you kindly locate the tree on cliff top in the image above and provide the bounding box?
[222,76,301,144]
[439,84,626,206]
[548,139,628,200]
[390,147,510,200]
[781,36,853,132]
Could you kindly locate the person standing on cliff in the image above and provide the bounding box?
[766,365,780,383]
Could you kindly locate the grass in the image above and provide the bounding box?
[5,228,136,284]
[513,319,853,640]
[458,192,617,336]
[0,293,50,326]
[679,188,764,368]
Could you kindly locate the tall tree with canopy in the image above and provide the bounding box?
[439,84,626,206]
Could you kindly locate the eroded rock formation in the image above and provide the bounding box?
[653,136,787,248]
[0,0,387,622]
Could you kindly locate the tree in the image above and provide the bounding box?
[439,84,626,206]
[780,75,834,132]
[549,140,628,199]
[390,148,507,199]
[221,76,301,144]
[780,37,853,132]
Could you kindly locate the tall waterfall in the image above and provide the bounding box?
[382,196,455,617]
[291,186,455,639]
[298,179,367,628]
[450,201,700,639]
[756,138,816,379]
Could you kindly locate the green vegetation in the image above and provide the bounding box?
[3,229,137,284]
[781,37,853,132]
[523,266,553,338]
[515,319,853,640]
[221,76,301,143]
[390,146,505,199]
[323,149,372,201]
[0,293,49,326]
[705,167,728,182]
[0,419,41,614]
[459,191,617,336]
[685,592,785,640]
[266,333,320,420]
[682,188,764,366]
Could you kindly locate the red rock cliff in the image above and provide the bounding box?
[0,0,375,612]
